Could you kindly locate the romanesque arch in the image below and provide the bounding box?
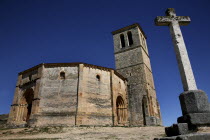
[116,96,127,124]
[20,88,34,122]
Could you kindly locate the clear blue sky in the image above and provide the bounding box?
[0,0,210,126]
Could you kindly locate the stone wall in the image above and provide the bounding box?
[7,65,42,126]
[116,64,147,126]
[111,71,128,126]
[76,65,112,126]
[35,66,79,126]
[8,63,128,127]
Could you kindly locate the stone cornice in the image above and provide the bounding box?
[18,62,127,81]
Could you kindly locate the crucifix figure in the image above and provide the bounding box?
[155,8,197,91]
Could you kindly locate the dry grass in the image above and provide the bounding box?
[0,126,165,140]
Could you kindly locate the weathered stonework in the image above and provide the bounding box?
[7,63,128,127]
[155,8,197,91]
[112,23,162,126]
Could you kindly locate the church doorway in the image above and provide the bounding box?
[142,95,148,125]
[20,88,34,122]
[116,96,127,124]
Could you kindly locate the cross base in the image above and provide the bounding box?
[154,90,210,139]
[154,133,210,140]
[178,112,210,126]
[179,90,210,115]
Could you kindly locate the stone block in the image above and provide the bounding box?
[146,116,162,126]
[178,133,210,140]
[154,133,210,140]
[178,113,210,126]
[179,90,210,115]
[154,137,176,140]
[177,123,190,135]
[188,113,210,126]
[146,116,157,126]
[177,116,187,124]
[165,123,189,137]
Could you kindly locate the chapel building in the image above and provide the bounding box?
[7,23,161,127]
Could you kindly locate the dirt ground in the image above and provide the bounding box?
[0,126,165,140]
[1,126,210,140]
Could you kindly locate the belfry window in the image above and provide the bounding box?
[60,72,65,79]
[29,75,32,81]
[127,31,133,45]
[120,34,125,48]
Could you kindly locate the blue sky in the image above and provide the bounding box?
[0,0,210,126]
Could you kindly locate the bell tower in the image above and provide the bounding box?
[112,23,162,126]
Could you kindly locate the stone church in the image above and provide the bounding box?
[7,23,161,127]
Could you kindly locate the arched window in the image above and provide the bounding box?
[96,75,100,81]
[60,72,65,79]
[127,31,133,45]
[120,34,125,48]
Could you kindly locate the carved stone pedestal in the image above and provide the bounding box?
[179,90,210,115]
[164,90,210,138]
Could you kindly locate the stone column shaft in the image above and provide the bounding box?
[169,21,197,91]
[155,8,197,91]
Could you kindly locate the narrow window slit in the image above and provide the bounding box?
[120,34,125,48]
[60,72,65,79]
[127,31,133,45]
[96,75,100,81]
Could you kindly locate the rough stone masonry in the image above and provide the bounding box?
[7,63,129,127]
[155,8,210,140]
[112,24,162,126]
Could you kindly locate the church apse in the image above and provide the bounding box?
[8,63,128,127]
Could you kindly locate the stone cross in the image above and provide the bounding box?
[155,8,197,91]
